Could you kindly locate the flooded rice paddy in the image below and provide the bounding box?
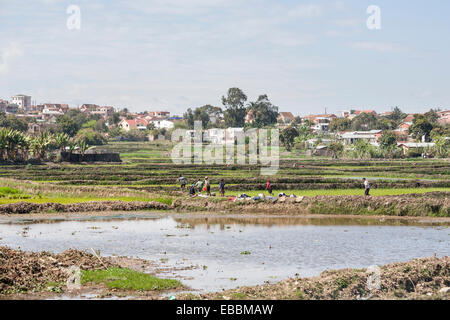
[0,213,448,293]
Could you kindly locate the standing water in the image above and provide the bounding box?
[0,214,448,292]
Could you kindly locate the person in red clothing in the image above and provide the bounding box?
[266,179,273,195]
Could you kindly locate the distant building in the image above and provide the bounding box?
[11,94,31,111]
[392,130,410,143]
[27,122,54,135]
[306,138,334,148]
[90,106,115,118]
[304,114,337,132]
[0,99,8,112]
[340,130,382,145]
[205,127,244,145]
[5,104,18,114]
[150,119,174,129]
[354,110,377,116]
[403,114,416,123]
[304,114,337,123]
[277,112,295,124]
[397,142,435,156]
[437,110,450,125]
[41,104,69,116]
[80,104,100,114]
[148,111,170,118]
[79,104,115,118]
[119,118,149,131]
[341,110,376,120]
[397,122,412,132]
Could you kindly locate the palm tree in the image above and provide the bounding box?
[16,132,31,161]
[434,136,449,158]
[0,128,9,161]
[0,128,30,161]
[53,133,70,152]
[31,132,52,161]
[354,139,372,159]
[78,140,88,161]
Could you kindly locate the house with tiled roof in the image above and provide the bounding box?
[277,112,295,124]
[437,110,450,125]
[353,110,377,116]
[403,114,416,123]
[341,110,376,120]
[119,118,149,132]
[303,114,337,131]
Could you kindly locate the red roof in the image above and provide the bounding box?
[404,114,415,122]
[124,118,148,126]
[354,110,377,115]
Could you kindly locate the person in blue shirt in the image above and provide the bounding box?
[219,179,226,197]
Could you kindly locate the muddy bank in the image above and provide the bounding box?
[0,246,179,298]
[0,201,170,215]
[0,192,448,217]
[0,246,114,295]
[180,257,450,300]
[175,192,450,217]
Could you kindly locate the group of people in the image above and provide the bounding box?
[266,178,370,196]
[178,175,226,197]
[179,175,371,197]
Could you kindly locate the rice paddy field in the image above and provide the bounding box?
[0,141,448,206]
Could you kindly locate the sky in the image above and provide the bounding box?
[0,0,449,116]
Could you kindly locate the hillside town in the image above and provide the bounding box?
[0,89,449,161]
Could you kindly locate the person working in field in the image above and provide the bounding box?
[178,174,187,192]
[204,176,211,195]
[219,179,226,197]
[195,179,204,193]
[189,183,196,196]
[266,179,273,195]
[363,178,370,196]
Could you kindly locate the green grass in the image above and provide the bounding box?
[81,267,182,291]
[224,188,450,197]
[0,186,31,199]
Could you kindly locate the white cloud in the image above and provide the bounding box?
[416,90,432,98]
[333,18,363,28]
[353,42,405,53]
[0,43,23,75]
[288,4,322,18]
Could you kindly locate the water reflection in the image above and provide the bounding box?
[0,215,448,293]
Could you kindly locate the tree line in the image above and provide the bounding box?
[183,88,279,129]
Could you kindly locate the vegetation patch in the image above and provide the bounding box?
[81,267,182,291]
[0,187,30,199]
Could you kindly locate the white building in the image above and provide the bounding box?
[340,130,382,145]
[151,119,174,129]
[206,127,244,145]
[11,94,31,111]
[312,121,330,132]
[119,118,149,132]
[42,107,64,116]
